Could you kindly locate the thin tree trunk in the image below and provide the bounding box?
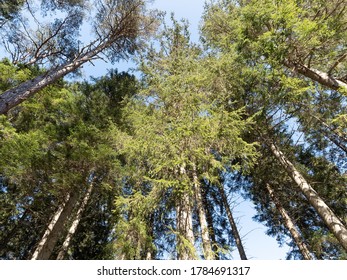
[219,185,248,260]
[284,60,347,92]
[320,128,347,155]
[56,182,94,260]
[310,113,347,143]
[176,165,196,260]
[269,141,347,251]
[145,213,156,260]
[203,186,220,260]
[192,164,214,260]
[146,251,152,260]
[265,183,314,260]
[310,114,347,154]
[31,191,79,260]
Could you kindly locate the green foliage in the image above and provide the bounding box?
[1,0,346,260]
[0,60,32,92]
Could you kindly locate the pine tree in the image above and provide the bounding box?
[118,17,257,259]
[0,0,158,114]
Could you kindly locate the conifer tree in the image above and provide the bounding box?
[119,18,257,259]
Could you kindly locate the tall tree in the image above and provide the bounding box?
[202,0,347,258]
[119,18,257,259]
[0,62,137,259]
[0,0,158,114]
[266,139,347,251]
[202,0,347,92]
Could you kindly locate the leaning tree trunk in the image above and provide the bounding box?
[219,185,248,260]
[265,183,314,260]
[176,165,196,260]
[0,41,110,115]
[283,60,347,92]
[56,182,94,260]
[0,0,147,115]
[192,164,214,260]
[31,192,79,260]
[269,141,347,252]
[319,128,347,155]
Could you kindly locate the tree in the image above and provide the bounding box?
[202,0,347,257]
[218,182,248,260]
[202,0,347,92]
[266,139,347,251]
[0,62,137,259]
[2,0,346,260]
[0,0,24,27]
[0,0,158,114]
[118,18,257,259]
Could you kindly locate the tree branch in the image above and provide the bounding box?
[328,52,347,75]
[283,60,347,92]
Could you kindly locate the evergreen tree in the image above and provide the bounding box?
[118,18,257,259]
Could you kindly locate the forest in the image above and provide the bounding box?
[0,0,346,260]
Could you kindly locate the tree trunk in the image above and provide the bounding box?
[192,164,214,260]
[219,185,248,260]
[265,183,314,260]
[203,186,220,260]
[176,196,195,260]
[145,213,156,260]
[56,183,94,260]
[310,113,347,143]
[284,60,347,92]
[31,192,79,260]
[176,165,196,260]
[269,141,347,252]
[320,128,347,155]
[0,41,110,115]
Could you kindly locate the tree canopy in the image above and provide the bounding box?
[0,0,346,260]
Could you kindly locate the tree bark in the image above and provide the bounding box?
[219,185,248,260]
[56,182,94,260]
[269,141,347,252]
[31,192,79,260]
[192,164,214,260]
[176,165,196,260]
[176,196,195,260]
[284,60,347,92]
[265,183,314,260]
[0,41,111,115]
